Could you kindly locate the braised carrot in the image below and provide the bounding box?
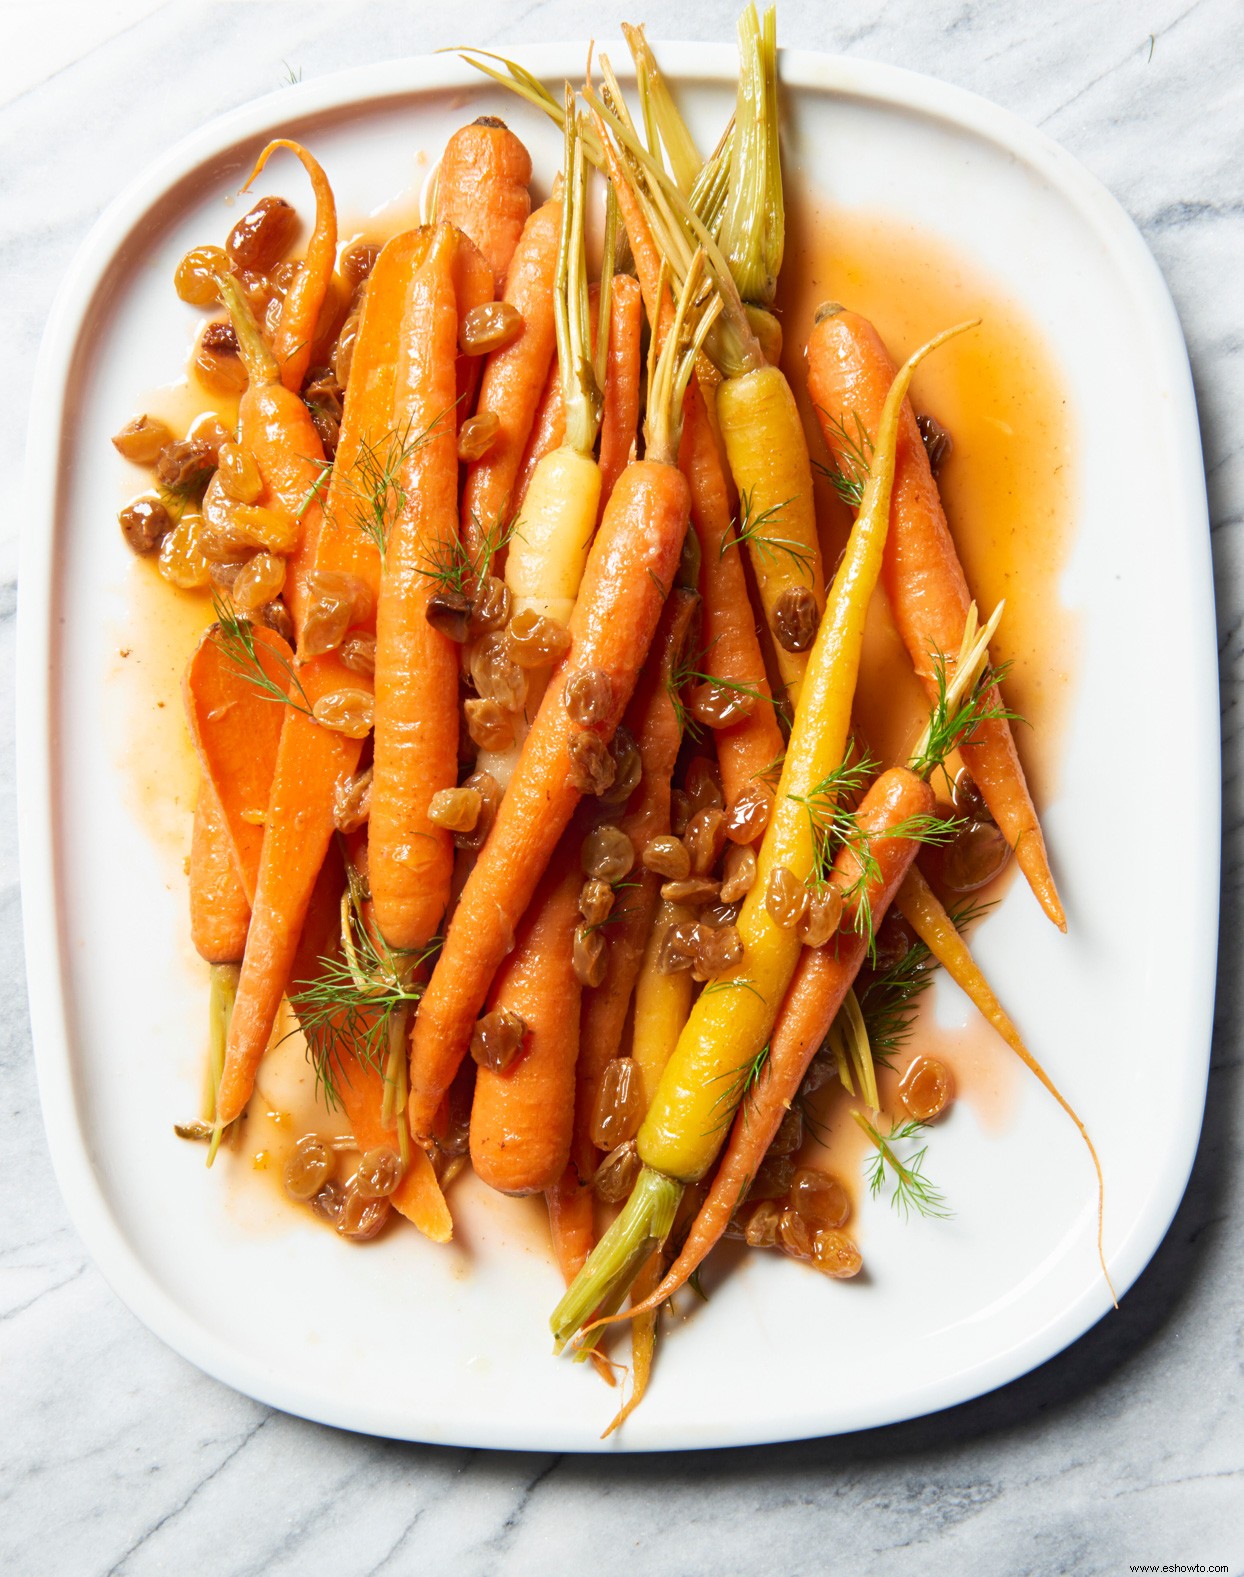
[470,856,583,1195]
[548,1167,595,1284]
[434,116,533,294]
[242,139,339,393]
[369,224,462,950]
[572,587,701,1180]
[806,306,1065,930]
[182,621,292,900]
[597,273,644,515]
[610,767,934,1317]
[514,356,564,510]
[460,196,561,567]
[409,270,716,1142]
[189,785,251,965]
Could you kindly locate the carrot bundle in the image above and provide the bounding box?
[806,306,1065,931]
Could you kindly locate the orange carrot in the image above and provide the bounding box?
[599,117,780,804]
[285,229,434,637]
[434,116,533,294]
[572,587,701,1183]
[182,622,292,900]
[409,459,692,1139]
[215,659,365,1126]
[612,767,933,1317]
[547,1165,595,1284]
[369,224,461,950]
[806,307,1065,930]
[460,196,561,566]
[242,139,339,393]
[682,379,785,805]
[514,355,564,511]
[597,273,643,516]
[470,855,583,1195]
[189,785,251,964]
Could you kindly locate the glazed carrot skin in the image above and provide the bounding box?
[435,115,533,294]
[189,786,251,964]
[182,623,291,900]
[408,458,692,1140]
[215,659,364,1126]
[806,308,1065,930]
[547,1167,595,1285]
[514,355,564,511]
[242,139,339,393]
[460,197,561,566]
[573,588,701,1180]
[470,857,583,1195]
[624,767,933,1315]
[681,378,785,805]
[285,230,433,638]
[369,225,462,950]
[597,274,644,516]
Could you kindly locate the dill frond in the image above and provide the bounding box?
[210,594,313,716]
[723,487,813,579]
[910,649,1019,781]
[416,509,521,600]
[853,1111,952,1221]
[813,407,873,510]
[705,1038,771,1134]
[329,410,454,557]
[667,633,784,741]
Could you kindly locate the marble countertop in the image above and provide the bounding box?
[3,1,1241,1572]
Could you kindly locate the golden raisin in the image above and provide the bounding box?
[333,766,372,833]
[573,925,607,988]
[590,1057,643,1150]
[156,437,215,497]
[938,820,1011,893]
[685,807,726,876]
[118,497,172,555]
[157,512,211,589]
[458,410,501,462]
[353,1147,403,1199]
[455,771,500,851]
[691,922,743,980]
[898,1054,954,1122]
[660,876,720,906]
[766,865,809,930]
[284,1135,332,1201]
[469,575,511,636]
[174,244,227,306]
[340,241,381,292]
[951,767,990,822]
[337,1189,391,1242]
[469,632,528,711]
[187,413,233,463]
[217,442,263,503]
[744,1199,782,1248]
[747,1154,796,1201]
[232,552,286,613]
[772,585,819,653]
[258,600,294,645]
[312,688,374,738]
[460,300,523,355]
[670,790,691,837]
[227,195,298,273]
[797,884,844,947]
[427,787,481,833]
[112,414,174,464]
[194,337,248,397]
[427,589,474,643]
[643,835,691,881]
[685,756,724,813]
[579,878,614,928]
[594,1141,641,1203]
[233,503,299,554]
[812,1228,863,1279]
[507,608,571,668]
[463,697,514,752]
[565,667,613,726]
[778,1207,816,1260]
[791,1167,850,1230]
[600,725,642,806]
[470,1007,527,1072]
[725,781,774,843]
[720,844,757,904]
[567,731,615,795]
[581,824,634,883]
[302,569,372,656]
[657,919,702,975]
[339,632,376,676]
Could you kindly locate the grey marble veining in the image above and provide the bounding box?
[3,2,1242,1573]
